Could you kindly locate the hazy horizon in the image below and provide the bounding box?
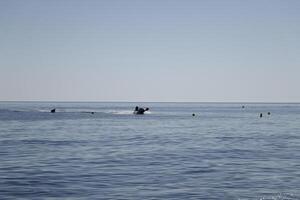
[1,100,300,104]
[1,0,300,102]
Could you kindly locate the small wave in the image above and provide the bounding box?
[108,110,152,115]
[37,108,104,114]
[52,109,96,113]
[51,109,136,115]
[258,193,299,200]
[107,110,134,115]
[0,108,36,113]
[238,193,299,200]
[37,109,52,113]
[38,108,137,115]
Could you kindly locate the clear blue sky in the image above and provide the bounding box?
[0,0,299,102]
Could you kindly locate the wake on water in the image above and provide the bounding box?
[0,108,152,115]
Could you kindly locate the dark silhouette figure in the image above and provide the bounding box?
[267,112,271,115]
[192,113,195,116]
[91,112,95,114]
[134,107,149,115]
[260,113,263,118]
[50,109,56,113]
[242,105,245,109]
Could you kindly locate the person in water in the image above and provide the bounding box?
[134,106,149,115]
[50,108,56,113]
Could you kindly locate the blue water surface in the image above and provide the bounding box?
[0,102,300,200]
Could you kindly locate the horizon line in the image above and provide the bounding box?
[0,100,300,104]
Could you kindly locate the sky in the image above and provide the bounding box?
[0,0,299,102]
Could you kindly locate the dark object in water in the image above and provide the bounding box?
[192,113,195,116]
[260,113,263,118]
[50,109,56,113]
[134,106,139,112]
[134,106,149,115]
[267,112,271,115]
[91,112,95,114]
[242,105,245,108]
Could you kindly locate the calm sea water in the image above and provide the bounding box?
[0,102,300,200]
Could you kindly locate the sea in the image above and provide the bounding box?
[0,102,299,200]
